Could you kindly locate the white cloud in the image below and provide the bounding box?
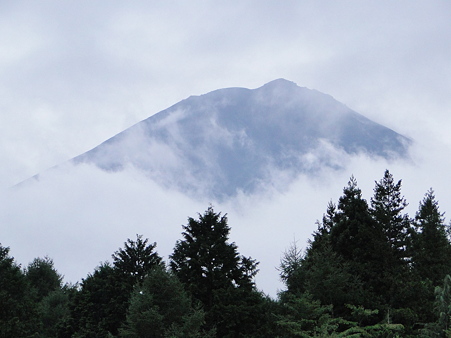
[1,1,451,297]
[2,133,451,298]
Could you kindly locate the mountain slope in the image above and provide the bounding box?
[73,79,411,198]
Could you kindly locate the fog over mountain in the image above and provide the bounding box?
[7,79,416,296]
[72,79,410,199]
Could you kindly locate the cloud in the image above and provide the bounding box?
[1,1,451,297]
[3,132,451,298]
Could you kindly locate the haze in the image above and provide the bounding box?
[1,1,451,296]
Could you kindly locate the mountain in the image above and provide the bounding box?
[73,79,411,199]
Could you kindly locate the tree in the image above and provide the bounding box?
[412,189,451,286]
[68,235,163,336]
[370,170,411,262]
[170,206,263,336]
[68,262,124,337]
[279,239,305,295]
[280,202,365,317]
[25,256,63,302]
[330,176,388,313]
[370,170,415,315]
[276,292,340,337]
[39,285,75,338]
[0,244,37,336]
[120,266,208,338]
[112,234,163,286]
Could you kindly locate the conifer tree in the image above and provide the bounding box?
[370,170,411,262]
[112,234,163,286]
[68,235,163,336]
[0,244,37,336]
[25,256,63,302]
[120,266,207,337]
[170,206,263,336]
[330,176,387,310]
[370,170,414,314]
[412,189,451,286]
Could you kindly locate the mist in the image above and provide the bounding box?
[2,130,450,297]
[1,1,451,298]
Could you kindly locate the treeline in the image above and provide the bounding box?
[1,170,451,337]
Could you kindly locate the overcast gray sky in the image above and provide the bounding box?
[1,1,451,296]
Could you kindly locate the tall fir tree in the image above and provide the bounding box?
[170,206,264,337]
[25,256,63,302]
[120,266,208,338]
[330,176,387,311]
[412,189,451,286]
[112,234,163,286]
[370,170,411,262]
[370,170,414,314]
[0,244,38,336]
[67,235,163,336]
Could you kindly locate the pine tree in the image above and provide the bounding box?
[68,235,163,336]
[278,240,305,295]
[170,206,263,336]
[330,176,387,310]
[370,170,411,262]
[112,234,163,286]
[370,170,414,314]
[25,256,63,302]
[0,244,37,336]
[412,189,451,286]
[120,266,208,338]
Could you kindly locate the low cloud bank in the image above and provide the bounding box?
[2,136,451,297]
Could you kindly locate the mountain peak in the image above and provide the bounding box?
[263,78,298,88]
[71,80,410,199]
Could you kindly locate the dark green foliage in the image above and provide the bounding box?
[279,172,444,333]
[369,170,419,322]
[412,189,451,286]
[330,176,387,311]
[170,206,266,336]
[0,244,37,337]
[423,275,451,337]
[120,266,208,337]
[112,234,163,286]
[24,256,72,337]
[279,240,305,294]
[370,169,410,261]
[68,263,125,337]
[68,235,163,337]
[276,292,342,337]
[39,286,74,337]
[25,256,63,301]
[170,207,257,302]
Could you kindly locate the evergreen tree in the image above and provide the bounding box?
[24,256,73,336]
[112,234,163,286]
[68,235,163,337]
[279,240,305,295]
[370,169,411,262]
[120,266,208,338]
[39,285,75,338]
[170,206,263,336]
[280,202,364,317]
[412,189,451,286]
[0,244,37,336]
[330,176,387,311]
[25,256,63,302]
[68,263,125,337]
[422,274,451,337]
[370,170,415,316]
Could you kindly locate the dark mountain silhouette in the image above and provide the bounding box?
[73,79,411,198]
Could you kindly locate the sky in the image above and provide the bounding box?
[1,1,451,296]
